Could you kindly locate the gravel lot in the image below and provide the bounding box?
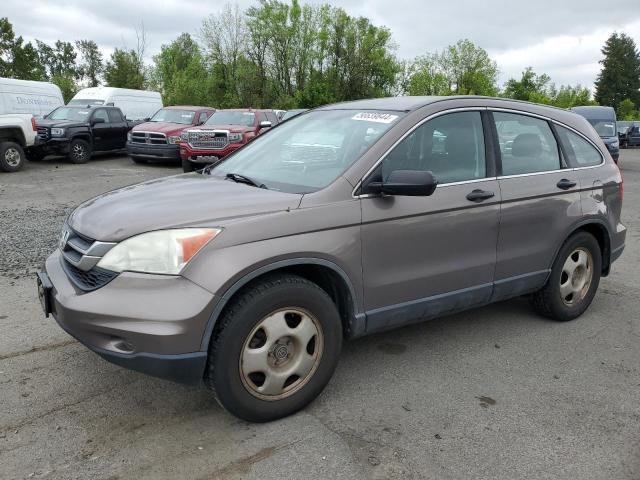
[1,150,639,480]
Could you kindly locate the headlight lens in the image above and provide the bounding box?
[127,132,132,142]
[168,135,181,144]
[611,140,619,149]
[50,128,65,137]
[180,131,189,141]
[96,228,221,275]
[228,132,243,143]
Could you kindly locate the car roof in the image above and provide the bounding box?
[163,105,213,111]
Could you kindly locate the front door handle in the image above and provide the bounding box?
[466,189,495,202]
[557,179,577,190]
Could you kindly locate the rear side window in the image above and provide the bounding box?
[265,111,278,124]
[555,126,603,167]
[381,111,486,184]
[107,109,123,123]
[92,109,110,123]
[198,112,208,124]
[493,112,561,175]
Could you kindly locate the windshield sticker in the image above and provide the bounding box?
[352,112,398,124]
[181,114,192,118]
[78,111,89,115]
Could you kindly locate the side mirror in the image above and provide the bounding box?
[259,120,272,129]
[91,117,105,125]
[365,170,438,197]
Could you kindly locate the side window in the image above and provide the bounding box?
[198,112,208,125]
[556,126,603,167]
[493,112,561,175]
[266,111,278,124]
[107,109,123,123]
[92,109,110,123]
[257,112,267,123]
[381,111,486,184]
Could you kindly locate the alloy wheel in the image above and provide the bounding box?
[560,247,593,306]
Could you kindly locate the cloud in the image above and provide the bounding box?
[4,0,640,90]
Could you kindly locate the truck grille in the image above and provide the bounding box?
[130,131,167,145]
[59,226,118,291]
[187,131,228,149]
[37,126,49,140]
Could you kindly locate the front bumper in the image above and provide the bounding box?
[126,141,180,161]
[180,143,243,163]
[42,249,217,384]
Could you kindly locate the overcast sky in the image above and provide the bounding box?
[5,0,640,90]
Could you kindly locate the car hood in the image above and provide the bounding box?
[36,119,86,129]
[68,174,302,242]
[132,121,191,134]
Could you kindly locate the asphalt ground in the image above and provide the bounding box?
[0,150,638,479]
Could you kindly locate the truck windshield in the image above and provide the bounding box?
[149,109,195,124]
[586,119,617,138]
[47,107,91,121]
[206,111,255,127]
[209,110,404,194]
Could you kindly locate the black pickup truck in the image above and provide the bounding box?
[30,106,137,163]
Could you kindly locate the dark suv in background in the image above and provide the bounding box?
[127,106,215,164]
[38,96,624,422]
[571,106,619,162]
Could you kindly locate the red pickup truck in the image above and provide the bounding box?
[179,109,279,172]
[127,106,215,164]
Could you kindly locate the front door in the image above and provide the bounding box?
[90,108,111,150]
[360,110,501,333]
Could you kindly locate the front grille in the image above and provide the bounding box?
[62,259,118,292]
[188,131,228,149]
[130,131,168,145]
[37,126,49,140]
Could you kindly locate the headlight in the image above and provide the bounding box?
[50,128,65,137]
[96,228,221,275]
[180,131,189,141]
[127,132,132,142]
[611,140,619,149]
[168,135,181,144]
[228,132,243,143]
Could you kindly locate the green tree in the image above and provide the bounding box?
[550,84,594,108]
[503,67,552,102]
[0,17,16,76]
[406,54,451,95]
[595,32,640,111]
[618,98,638,120]
[104,48,145,89]
[76,40,103,87]
[11,38,46,80]
[441,39,498,95]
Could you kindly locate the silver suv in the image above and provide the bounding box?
[37,97,625,422]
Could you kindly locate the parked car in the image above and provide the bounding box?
[30,105,135,163]
[68,87,163,121]
[0,113,38,172]
[38,96,624,422]
[126,106,215,164]
[571,106,619,162]
[179,108,279,172]
[626,123,640,148]
[280,109,308,121]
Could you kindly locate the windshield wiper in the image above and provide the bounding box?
[225,172,267,189]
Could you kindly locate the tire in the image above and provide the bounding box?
[0,141,26,172]
[205,273,342,422]
[182,157,195,172]
[130,155,147,164]
[531,231,602,321]
[67,139,91,164]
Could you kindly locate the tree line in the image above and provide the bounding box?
[0,0,639,119]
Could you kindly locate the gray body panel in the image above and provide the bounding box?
[42,96,626,383]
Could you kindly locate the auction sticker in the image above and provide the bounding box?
[352,112,399,124]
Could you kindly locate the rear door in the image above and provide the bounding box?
[491,110,582,300]
[361,109,501,333]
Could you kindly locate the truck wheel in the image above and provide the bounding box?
[0,142,26,172]
[182,157,195,172]
[68,139,91,164]
[205,273,342,422]
[530,231,602,322]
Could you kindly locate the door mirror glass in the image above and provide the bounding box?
[259,120,272,129]
[365,170,438,196]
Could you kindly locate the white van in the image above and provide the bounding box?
[0,78,64,117]
[68,87,163,120]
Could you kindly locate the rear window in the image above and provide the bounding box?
[556,126,603,167]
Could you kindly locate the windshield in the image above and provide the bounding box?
[206,111,255,127]
[586,119,617,137]
[150,108,195,124]
[282,109,306,121]
[209,110,404,193]
[47,107,91,121]
[68,99,104,107]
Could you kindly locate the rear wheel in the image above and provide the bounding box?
[0,141,26,172]
[531,231,602,321]
[182,157,195,172]
[68,139,91,164]
[205,274,342,422]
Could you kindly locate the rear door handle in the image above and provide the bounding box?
[557,179,577,190]
[466,189,495,202]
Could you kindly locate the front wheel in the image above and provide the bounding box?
[68,139,91,164]
[531,231,602,321]
[205,274,342,422]
[0,141,26,172]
